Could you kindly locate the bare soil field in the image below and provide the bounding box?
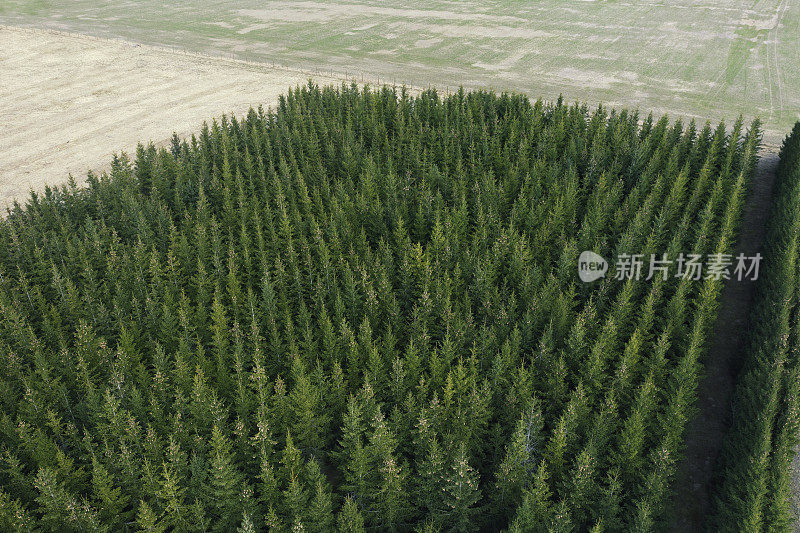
[3,0,798,145]
[0,26,344,207]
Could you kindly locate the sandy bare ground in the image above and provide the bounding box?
[0,26,345,207]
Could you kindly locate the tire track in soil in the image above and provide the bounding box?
[669,148,780,531]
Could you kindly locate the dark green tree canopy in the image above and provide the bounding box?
[0,82,761,531]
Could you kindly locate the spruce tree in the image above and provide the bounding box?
[441,443,480,533]
[207,425,245,532]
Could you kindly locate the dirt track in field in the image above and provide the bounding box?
[0,26,346,208]
[670,148,780,531]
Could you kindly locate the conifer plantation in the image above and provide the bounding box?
[0,83,762,531]
[712,123,800,532]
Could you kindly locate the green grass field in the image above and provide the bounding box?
[1,0,797,142]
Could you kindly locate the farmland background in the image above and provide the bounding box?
[0,27,344,206]
[2,0,798,145]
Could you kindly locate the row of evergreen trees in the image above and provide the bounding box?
[712,122,800,531]
[0,83,760,531]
